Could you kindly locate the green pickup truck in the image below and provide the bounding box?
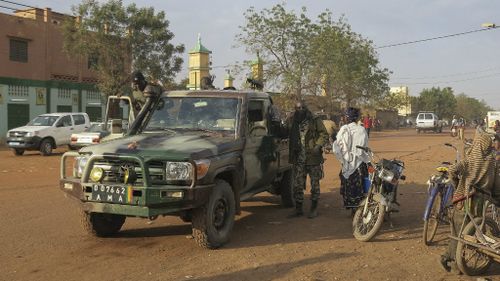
[60,87,293,249]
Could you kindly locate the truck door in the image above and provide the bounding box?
[242,99,279,194]
[104,96,136,137]
[54,115,74,145]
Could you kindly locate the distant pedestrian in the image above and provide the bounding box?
[450,115,458,137]
[456,117,466,140]
[333,107,370,211]
[494,120,500,134]
[363,114,373,137]
[287,101,329,219]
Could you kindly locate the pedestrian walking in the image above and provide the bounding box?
[456,116,466,140]
[363,114,372,137]
[287,101,329,219]
[333,107,370,212]
[439,133,496,272]
[450,115,458,137]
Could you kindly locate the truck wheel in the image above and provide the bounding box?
[13,149,25,156]
[81,211,126,237]
[40,139,53,156]
[279,170,295,208]
[191,179,235,249]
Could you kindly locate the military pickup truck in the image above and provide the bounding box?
[60,86,293,249]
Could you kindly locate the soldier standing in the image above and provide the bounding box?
[288,101,329,218]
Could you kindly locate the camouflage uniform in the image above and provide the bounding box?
[292,120,324,204]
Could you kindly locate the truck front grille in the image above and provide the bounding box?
[9,131,27,137]
[92,160,165,184]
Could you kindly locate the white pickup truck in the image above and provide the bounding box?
[6,112,90,156]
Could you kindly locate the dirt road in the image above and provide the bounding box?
[0,129,497,281]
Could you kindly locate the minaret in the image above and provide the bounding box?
[187,34,212,90]
[224,70,234,89]
[250,52,264,84]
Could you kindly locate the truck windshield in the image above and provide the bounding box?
[144,97,240,134]
[27,116,58,126]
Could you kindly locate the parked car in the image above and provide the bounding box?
[6,112,90,156]
[70,122,111,149]
[416,112,442,133]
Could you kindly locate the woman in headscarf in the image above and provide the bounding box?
[440,132,496,272]
[333,107,370,211]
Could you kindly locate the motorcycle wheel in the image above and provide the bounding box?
[423,192,441,246]
[456,217,499,276]
[352,197,385,242]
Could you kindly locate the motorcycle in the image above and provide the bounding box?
[352,145,406,242]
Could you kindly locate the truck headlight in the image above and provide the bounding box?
[165,162,192,181]
[73,156,89,178]
[25,132,34,137]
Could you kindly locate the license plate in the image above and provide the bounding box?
[9,142,20,146]
[90,184,131,203]
[77,137,93,143]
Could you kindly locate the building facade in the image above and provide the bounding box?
[0,8,103,141]
[390,86,412,116]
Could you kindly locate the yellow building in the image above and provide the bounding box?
[390,86,412,116]
[187,35,211,90]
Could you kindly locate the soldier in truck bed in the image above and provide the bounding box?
[287,101,329,219]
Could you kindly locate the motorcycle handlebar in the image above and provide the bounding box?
[356,145,370,152]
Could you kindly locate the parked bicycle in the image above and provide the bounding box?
[422,143,459,245]
[450,188,500,276]
[352,146,406,242]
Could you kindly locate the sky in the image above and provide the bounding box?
[3,0,499,109]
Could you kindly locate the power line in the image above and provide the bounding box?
[393,66,500,80]
[375,26,500,49]
[392,72,500,85]
[0,0,35,9]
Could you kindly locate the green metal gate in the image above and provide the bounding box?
[57,105,72,113]
[7,103,30,129]
[86,106,102,122]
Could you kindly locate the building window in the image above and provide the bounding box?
[8,85,29,97]
[86,90,100,100]
[87,54,98,69]
[58,88,72,99]
[9,39,28,62]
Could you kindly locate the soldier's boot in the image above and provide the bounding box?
[288,202,303,218]
[308,200,318,219]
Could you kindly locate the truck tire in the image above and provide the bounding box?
[40,139,53,156]
[191,179,235,249]
[13,149,25,156]
[81,210,126,237]
[279,170,295,208]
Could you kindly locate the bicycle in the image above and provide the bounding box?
[450,188,500,276]
[422,143,459,246]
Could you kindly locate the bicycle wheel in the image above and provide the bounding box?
[456,217,499,276]
[423,192,442,245]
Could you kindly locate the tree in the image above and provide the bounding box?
[236,4,390,106]
[236,5,316,98]
[418,87,456,119]
[455,93,492,122]
[63,0,185,96]
[310,12,390,107]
